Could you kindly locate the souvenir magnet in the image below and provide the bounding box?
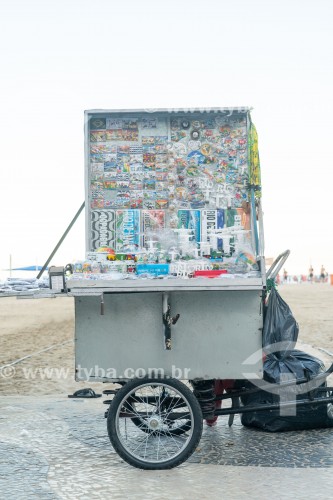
[187,150,205,165]
[188,140,201,151]
[90,131,106,142]
[173,142,187,157]
[200,143,212,156]
[90,118,106,130]
[191,129,200,140]
[191,120,201,129]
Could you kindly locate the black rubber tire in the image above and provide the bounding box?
[107,377,203,470]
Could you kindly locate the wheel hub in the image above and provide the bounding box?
[147,416,163,430]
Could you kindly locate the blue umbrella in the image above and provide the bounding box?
[7,266,49,271]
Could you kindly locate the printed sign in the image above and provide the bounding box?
[201,209,225,250]
[142,210,166,246]
[116,210,141,251]
[177,210,201,242]
[90,210,116,250]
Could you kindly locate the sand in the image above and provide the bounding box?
[279,284,333,353]
[0,284,332,396]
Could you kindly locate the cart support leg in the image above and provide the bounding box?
[228,396,240,427]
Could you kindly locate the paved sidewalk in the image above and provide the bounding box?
[0,395,332,499]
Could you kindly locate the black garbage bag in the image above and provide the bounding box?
[262,287,299,358]
[264,350,326,383]
[241,350,333,431]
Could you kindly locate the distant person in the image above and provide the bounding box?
[308,265,314,283]
[320,265,326,282]
[283,268,288,282]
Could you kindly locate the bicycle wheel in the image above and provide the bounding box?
[129,384,192,436]
[107,378,203,469]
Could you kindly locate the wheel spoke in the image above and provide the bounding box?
[122,387,191,460]
[108,379,202,467]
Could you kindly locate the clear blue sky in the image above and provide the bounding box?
[0,0,332,275]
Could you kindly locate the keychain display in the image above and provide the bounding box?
[86,110,259,279]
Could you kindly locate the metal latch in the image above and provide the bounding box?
[162,293,180,350]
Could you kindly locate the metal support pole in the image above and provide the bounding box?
[37,202,85,279]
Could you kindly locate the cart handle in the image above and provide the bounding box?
[266,249,290,280]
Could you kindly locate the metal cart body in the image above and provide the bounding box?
[73,287,263,381]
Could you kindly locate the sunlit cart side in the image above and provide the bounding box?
[67,108,333,469]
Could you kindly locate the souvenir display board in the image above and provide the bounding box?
[81,108,261,280]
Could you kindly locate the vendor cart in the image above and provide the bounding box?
[10,107,333,470]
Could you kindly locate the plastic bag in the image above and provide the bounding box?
[241,350,333,432]
[264,349,326,384]
[262,287,299,358]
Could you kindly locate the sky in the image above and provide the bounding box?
[0,0,332,276]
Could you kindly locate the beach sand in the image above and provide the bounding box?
[0,284,332,396]
[279,284,333,354]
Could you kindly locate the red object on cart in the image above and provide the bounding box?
[206,379,235,427]
[193,270,227,278]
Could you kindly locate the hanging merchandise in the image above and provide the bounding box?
[248,122,261,198]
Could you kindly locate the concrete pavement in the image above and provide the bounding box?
[0,395,332,499]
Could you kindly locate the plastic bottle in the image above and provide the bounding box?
[91,261,101,274]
